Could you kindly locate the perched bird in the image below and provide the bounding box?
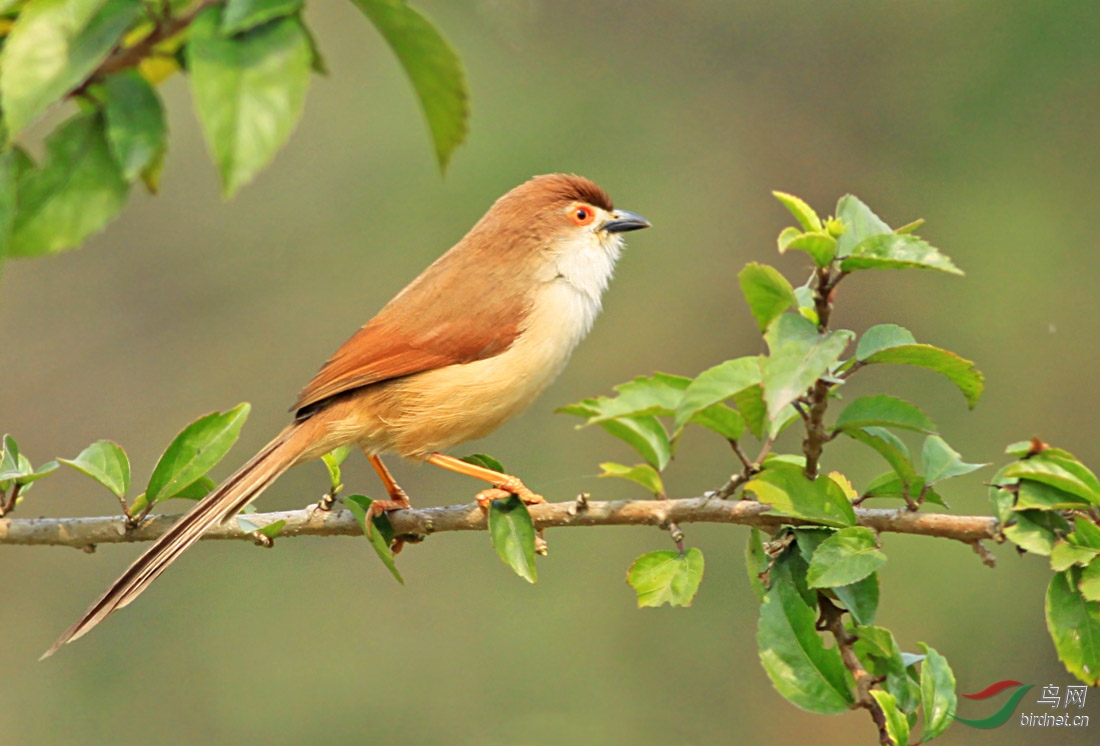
[44,174,649,657]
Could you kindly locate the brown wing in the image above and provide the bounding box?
[292,237,534,414]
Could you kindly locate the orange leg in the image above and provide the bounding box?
[426,452,545,509]
[363,451,412,553]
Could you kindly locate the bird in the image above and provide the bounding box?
[43,173,649,658]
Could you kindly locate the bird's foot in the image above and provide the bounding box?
[475,483,545,510]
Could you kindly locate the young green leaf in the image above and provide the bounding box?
[58,440,131,499]
[102,70,167,182]
[761,314,854,420]
[564,373,691,426]
[0,0,142,135]
[856,324,917,360]
[842,427,919,487]
[806,526,886,588]
[840,233,962,276]
[757,554,855,714]
[488,494,537,583]
[1003,454,1100,505]
[860,344,984,409]
[145,403,251,506]
[772,191,822,232]
[350,0,469,171]
[782,232,837,267]
[672,357,761,435]
[870,690,910,746]
[222,0,304,34]
[687,403,746,442]
[627,548,704,608]
[9,112,130,257]
[738,263,797,332]
[834,394,936,435]
[344,494,404,584]
[834,194,892,258]
[236,515,286,540]
[0,434,22,482]
[1079,558,1100,602]
[744,463,857,527]
[598,462,664,498]
[920,436,985,484]
[1046,570,1100,685]
[597,415,672,471]
[918,643,957,741]
[188,8,313,198]
[321,445,351,493]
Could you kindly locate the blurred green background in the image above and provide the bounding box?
[3,1,1099,743]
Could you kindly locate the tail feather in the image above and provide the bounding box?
[42,423,309,659]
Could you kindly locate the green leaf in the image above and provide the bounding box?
[627,548,704,608]
[920,435,985,484]
[806,527,886,588]
[102,70,166,181]
[222,0,304,34]
[746,528,769,602]
[856,324,916,360]
[1003,454,1100,506]
[744,463,857,527]
[688,403,746,442]
[1079,558,1100,602]
[844,427,919,487]
[344,493,404,584]
[834,194,892,258]
[460,452,504,474]
[598,462,664,498]
[738,263,797,332]
[1045,570,1100,686]
[833,571,879,626]
[840,233,962,275]
[173,476,218,501]
[761,314,854,420]
[15,459,60,488]
[862,344,983,409]
[734,384,768,440]
[9,112,130,256]
[145,403,250,505]
[0,148,19,264]
[834,394,936,435]
[783,231,837,267]
[350,0,468,171]
[488,494,537,583]
[0,0,142,135]
[894,218,925,235]
[918,644,956,741]
[58,440,130,498]
[598,415,672,471]
[1050,539,1098,572]
[236,515,286,540]
[871,691,910,746]
[187,7,312,197]
[863,472,946,507]
[565,373,691,426]
[855,627,919,713]
[1014,479,1092,511]
[772,191,822,232]
[1003,510,1068,556]
[777,225,802,253]
[0,434,22,482]
[757,553,855,714]
[673,357,761,435]
[1071,515,1100,549]
[321,445,351,492]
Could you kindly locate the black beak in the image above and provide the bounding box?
[602,210,650,233]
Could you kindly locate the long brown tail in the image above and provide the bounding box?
[42,421,314,659]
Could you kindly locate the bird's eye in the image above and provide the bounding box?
[571,205,595,226]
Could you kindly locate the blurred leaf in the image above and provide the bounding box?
[344,493,404,584]
[777,225,802,252]
[598,415,672,471]
[855,627,919,714]
[188,7,312,197]
[627,548,704,608]
[1079,558,1100,602]
[757,553,854,714]
[1014,479,1092,511]
[894,218,925,234]
[871,690,910,746]
[844,427,919,487]
[918,643,956,741]
[598,462,664,497]
[321,445,351,492]
[673,357,761,435]
[350,0,468,171]
[0,148,18,263]
[856,324,916,360]
[834,194,892,258]
[1003,510,1068,556]
[173,476,217,500]
[0,434,21,481]
[102,70,166,181]
[772,190,822,231]
[1045,570,1100,685]
[834,394,936,435]
[739,263,797,332]
[1003,454,1100,505]
[793,285,819,324]
[1050,539,1098,572]
[861,344,984,409]
[236,515,285,539]
[460,452,504,473]
[920,435,985,484]
[563,373,690,426]
[222,0,303,34]
[840,233,962,275]
[746,528,768,602]
[688,403,745,441]
[58,439,130,498]
[1072,515,1100,549]
[863,472,945,507]
[145,403,250,505]
[786,231,837,266]
[834,571,879,626]
[0,0,141,135]
[9,112,130,256]
[488,494,537,583]
[806,526,886,588]
[744,463,857,527]
[761,314,853,420]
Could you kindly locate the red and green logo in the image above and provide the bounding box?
[954,680,1033,728]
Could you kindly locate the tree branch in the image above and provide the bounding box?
[0,495,1000,551]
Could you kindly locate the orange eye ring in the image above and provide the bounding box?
[570,204,596,227]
